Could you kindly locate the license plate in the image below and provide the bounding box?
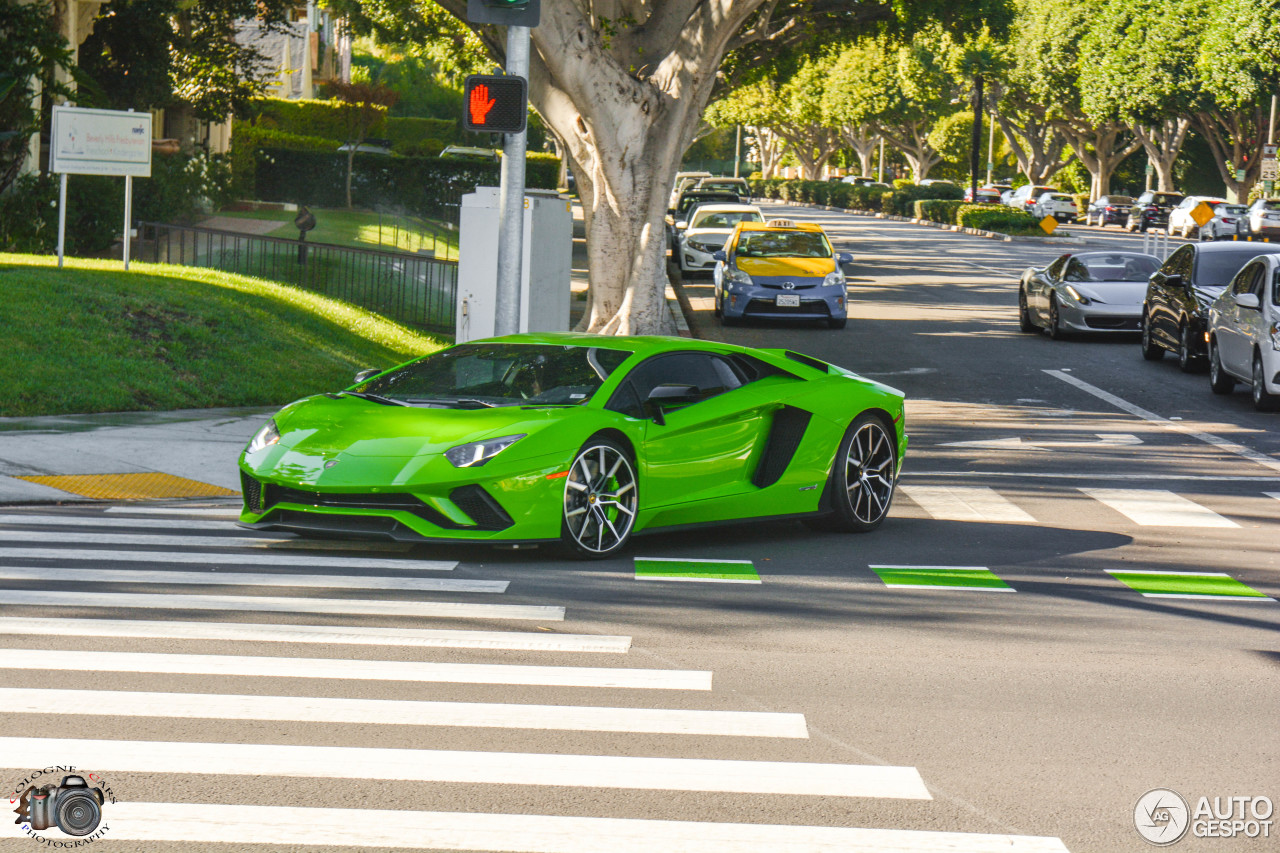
[775,294,800,307]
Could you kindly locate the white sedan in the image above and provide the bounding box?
[675,204,763,274]
[1166,195,1227,238]
[1031,193,1078,222]
[1247,198,1280,237]
[1208,251,1280,411]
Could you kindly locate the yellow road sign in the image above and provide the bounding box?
[1190,201,1215,227]
[1039,216,1058,235]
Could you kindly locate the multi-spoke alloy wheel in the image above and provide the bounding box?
[823,414,897,533]
[562,438,638,558]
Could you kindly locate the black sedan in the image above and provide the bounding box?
[1125,190,1184,233]
[1141,242,1280,371]
[1084,195,1133,227]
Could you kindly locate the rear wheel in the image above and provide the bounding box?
[1253,354,1280,412]
[1018,287,1037,332]
[818,414,897,533]
[561,438,638,559]
[1141,312,1164,361]
[1209,338,1235,394]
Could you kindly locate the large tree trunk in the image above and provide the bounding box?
[1197,105,1267,203]
[875,120,940,182]
[749,125,783,179]
[840,125,880,177]
[1132,118,1191,192]
[992,111,1072,184]
[1056,121,1140,201]
[775,125,839,180]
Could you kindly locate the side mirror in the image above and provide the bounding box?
[1234,292,1260,310]
[353,368,379,384]
[1163,274,1184,289]
[676,221,688,230]
[837,252,853,265]
[712,250,727,263]
[644,383,700,425]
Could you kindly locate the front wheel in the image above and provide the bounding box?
[1018,287,1037,333]
[1141,312,1164,361]
[1209,338,1235,394]
[561,438,638,559]
[823,414,898,533]
[1253,354,1280,412]
[1178,322,1204,373]
[1047,295,1067,340]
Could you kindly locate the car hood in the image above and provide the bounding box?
[1192,284,1227,310]
[737,257,835,277]
[685,228,733,243]
[1068,281,1147,305]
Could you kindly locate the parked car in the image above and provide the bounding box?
[964,186,1003,204]
[439,145,499,163]
[338,138,394,156]
[675,203,764,275]
[1000,188,1018,206]
[1208,253,1280,410]
[1141,242,1280,371]
[1018,251,1160,338]
[712,220,853,328]
[1032,192,1079,223]
[842,175,878,186]
[1198,204,1251,241]
[1166,196,1228,238]
[695,177,751,198]
[1083,195,1133,227]
[667,190,741,251]
[1246,198,1280,237]
[1125,190,1185,233]
[667,171,713,210]
[1007,184,1058,214]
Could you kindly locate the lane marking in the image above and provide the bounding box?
[0,617,631,653]
[1045,369,1280,474]
[0,566,506,594]
[940,433,1142,451]
[105,506,240,517]
[1106,569,1272,600]
[0,803,1071,851]
[899,486,1035,523]
[0,590,562,620]
[0,737,931,799]
[0,548,455,571]
[0,513,239,530]
[905,471,1280,482]
[0,650,709,689]
[870,565,1015,592]
[0,529,408,551]
[634,557,761,584]
[0,688,808,738]
[1080,489,1238,528]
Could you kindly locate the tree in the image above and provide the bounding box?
[335,0,1010,334]
[838,124,880,178]
[329,80,400,208]
[0,0,75,194]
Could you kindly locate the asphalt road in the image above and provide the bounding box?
[1,208,1278,852]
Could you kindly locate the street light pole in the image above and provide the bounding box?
[986,117,995,186]
[969,75,983,204]
[733,124,742,178]
[493,25,530,337]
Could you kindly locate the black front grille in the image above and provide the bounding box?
[1085,316,1141,331]
[241,472,263,513]
[744,298,830,317]
[450,485,515,531]
[262,484,461,528]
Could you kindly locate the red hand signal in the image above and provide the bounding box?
[469,84,497,126]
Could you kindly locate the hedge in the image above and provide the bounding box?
[913,199,966,224]
[230,126,337,195]
[386,116,457,153]
[254,148,560,219]
[249,97,387,142]
[955,204,1040,233]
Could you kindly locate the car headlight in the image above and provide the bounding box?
[445,434,526,468]
[823,271,845,288]
[728,269,752,287]
[1064,285,1092,305]
[246,420,281,454]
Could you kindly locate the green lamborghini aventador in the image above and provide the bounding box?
[238,332,906,557]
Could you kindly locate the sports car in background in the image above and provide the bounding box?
[1018,251,1160,338]
[239,334,907,557]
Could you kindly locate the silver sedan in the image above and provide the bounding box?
[1018,251,1161,339]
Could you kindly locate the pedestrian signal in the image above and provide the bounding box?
[463,75,528,134]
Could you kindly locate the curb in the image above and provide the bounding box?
[665,284,692,337]
[773,200,1088,245]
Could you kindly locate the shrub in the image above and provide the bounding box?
[848,186,884,211]
[247,97,386,142]
[230,125,337,196]
[893,178,915,190]
[956,204,1040,233]
[135,151,233,225]
[914,199,966,224]
[827,182,853,209]
[881,182,964,216]
[385,116,457,154]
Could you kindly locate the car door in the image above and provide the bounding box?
[1233,263,1269,376]
[1216,262,1256,375]
[608,352,772,508]
[1150,246,1193,345]
[1033,254,1071,320]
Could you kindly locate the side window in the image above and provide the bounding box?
[1272,266,1280,306]
[1249,264,1267,299]
[1063,258,1089,282]
[606,352,739,417]
[1046,254,1070,280]
[1230,262,1258,296]
[1162,246,1192,276]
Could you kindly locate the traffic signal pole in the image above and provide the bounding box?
[494,25,531,337]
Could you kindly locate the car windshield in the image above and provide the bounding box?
[1221,205,1247,215]
[1151,193,1183,205]
[1050,194,1072,201]
[356,344,632,406]
[1195,251,1276,288]
[678,194,736,216]
[1106,197,1133,204]
[692,211,762,229]
[1259,201,1280,211]
[736,231,832,258]
[1075,254,1160,282]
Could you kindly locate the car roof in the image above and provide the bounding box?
[1190,241,1280,255]
[737,221,825,233]
[690,204,759,215]
[1071,251,1158,261]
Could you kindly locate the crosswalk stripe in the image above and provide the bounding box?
[0,688,808,738]
[0,737,930,798]
[0,547,455,570]
[1079,489,1238,528]
[0,513,239,530]
[0,617,632,653]
[0,803,1072,851]
[0,566,506,593]
[0,590,560,620]
[0,529,408,551]
[0,650,709,689]
[105,506,240,517]
[899,486,1036,522]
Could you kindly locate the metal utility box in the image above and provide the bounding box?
[456,187,573,342]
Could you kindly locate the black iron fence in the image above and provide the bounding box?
[137,222,457,333]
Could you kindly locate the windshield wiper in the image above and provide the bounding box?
[329,390,408,406]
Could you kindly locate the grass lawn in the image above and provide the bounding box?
[0,254,448,417]
[214,208,459,260]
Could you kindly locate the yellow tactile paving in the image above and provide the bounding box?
[15,473,239,501]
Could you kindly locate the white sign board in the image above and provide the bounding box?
[1263,159,1278,182]
[50,105,152,177]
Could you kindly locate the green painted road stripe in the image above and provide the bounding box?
[1106,570,1273,600]
[634,558,760,584]
[870,565,1014,592]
